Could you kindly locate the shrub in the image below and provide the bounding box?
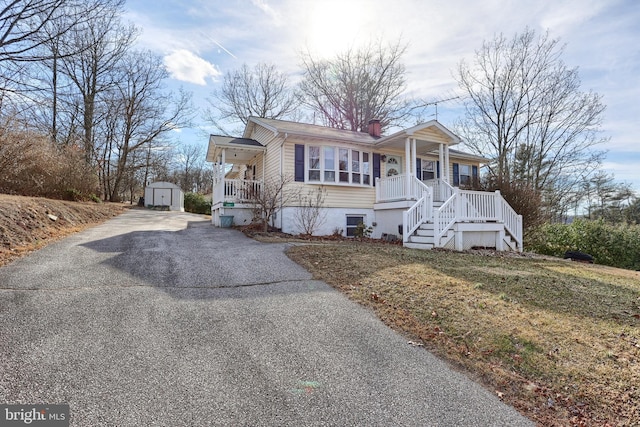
[184,192,211,215]
[353,222,373,239]
[481,177,548,242]
[0,118,98,199]
[528,219,640,270]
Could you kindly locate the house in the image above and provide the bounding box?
[205,117,522,251]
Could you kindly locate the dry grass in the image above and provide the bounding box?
[286,243,640,426]
[0,194,125,267]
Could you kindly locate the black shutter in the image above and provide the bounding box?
[373,153,381,186]
[416,158,421,180]
[453,163,460,186]
[294,144,304,182]
[472,165,478,187]
[436,161,440,179]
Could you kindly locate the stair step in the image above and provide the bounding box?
[408,235,435,244]
[415,228,435,237]
[404,241,434,250]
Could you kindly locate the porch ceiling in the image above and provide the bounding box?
[206,135,265,164]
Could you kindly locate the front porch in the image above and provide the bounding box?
[375,174,523,251]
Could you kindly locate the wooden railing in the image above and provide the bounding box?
[376,174,434,202]
[348,174,524,251]
[501,194,523,250]
[376,174,407,202]
[431,189,523,251]
[433,193,457,245]
[458,190,499,221]
[423,179,454,202]
[403,188,432,243]
[213,179,263,204]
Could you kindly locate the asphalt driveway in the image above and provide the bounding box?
[0,209,532,426]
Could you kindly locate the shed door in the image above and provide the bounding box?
[154,188,172,206]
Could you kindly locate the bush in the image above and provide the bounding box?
[0,119,98,199]
[528,219,640,270]
[481,177,548,242]
[184,192,211,215]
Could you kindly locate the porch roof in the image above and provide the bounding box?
[374,120,461,154]
[206,135,265,164]
[246,116,376,145]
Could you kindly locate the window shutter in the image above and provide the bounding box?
[415,158,421,179]
[453,163,460,186]
[294,144,304,182]
[373,153,381,186]
[436,161,440,179]
[472,165,478,187]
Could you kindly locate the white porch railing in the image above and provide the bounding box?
[423,178,454,202]
[432,189,523,251]
[376,173,433,202]
[212,179,263,204]
[376,175,523,251]
[376,174,407,202]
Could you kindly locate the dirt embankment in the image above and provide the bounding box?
[0,195,125,267]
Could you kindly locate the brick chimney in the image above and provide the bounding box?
[368,119,381,137]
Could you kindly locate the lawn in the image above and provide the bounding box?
[286,243,640,426]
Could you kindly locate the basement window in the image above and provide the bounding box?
[346,215,365,237]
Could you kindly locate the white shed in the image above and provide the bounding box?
[144,182,184,212]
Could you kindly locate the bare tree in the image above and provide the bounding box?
[102,50,192,201]
[0,0,91,63]
[173,143,206,192]
[58,3,137,163]
[247,175,295,232]
[299,39,410,132]
[455,29,607,197]
[206,62,300,133]
[293,186,327,235]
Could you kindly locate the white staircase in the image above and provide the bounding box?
[404,202,454,250]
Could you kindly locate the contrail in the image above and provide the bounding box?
[208,35,237,59]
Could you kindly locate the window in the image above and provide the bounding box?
[459,164,471,186]
[346,215,365,237]
[351,150,360,183]
[362,152,370,185]
[306,146,372,186]
[324,146,335,182]
[421,160,435,180]
[339,148,349,183]
[308,146,320,181]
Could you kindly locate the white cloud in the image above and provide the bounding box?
[163,49,221,85]
[251,0,282,25]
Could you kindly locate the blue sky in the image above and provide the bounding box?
[125,0,640,190]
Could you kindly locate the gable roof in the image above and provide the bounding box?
[376,120,461,147]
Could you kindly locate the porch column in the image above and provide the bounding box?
[405,138,411,200]
[444,143,450,183]
[438,144,446,183]
[411,138,417,175]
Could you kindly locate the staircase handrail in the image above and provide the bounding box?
[433,189,458,246]
[498,191,523,251]
[403,187,432,243]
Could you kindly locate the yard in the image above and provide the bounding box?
[286,242,640,426]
